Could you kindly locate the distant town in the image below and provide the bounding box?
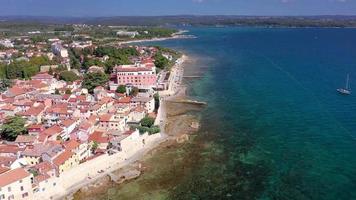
[0,24,185,199]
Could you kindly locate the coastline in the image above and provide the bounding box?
[67,53,195,200]
[118,30,195,45]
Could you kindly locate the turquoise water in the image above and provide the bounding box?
[147,27,356,200]
[80,28,356,200]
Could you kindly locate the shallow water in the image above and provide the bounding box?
[76,27,356,200]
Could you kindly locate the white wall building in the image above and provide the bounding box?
[0,168,34,200]
[51,43,68,58]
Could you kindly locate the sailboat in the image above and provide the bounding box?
[337,74,351,95]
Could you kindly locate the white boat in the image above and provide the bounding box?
[337,74,351,95]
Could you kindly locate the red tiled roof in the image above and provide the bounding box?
[15,135,36,143]
[117,96,131,104]
[99,114,112,122]
[63,139,80,151]
[88,131,110,144]
[33,161,54,174]
[0,145,22,154]
[0,166,10,174]
[53,150,73,166]
[0,168,31,187]
[61,119,75,127]
[41,125,63,137]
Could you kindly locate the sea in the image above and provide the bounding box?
[80,27,356,200]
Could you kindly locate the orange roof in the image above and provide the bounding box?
[53,150,74,166]
[0,168,31,187]
[88,131,110,144]
[33,161,54,174]
[42,125,63,137]
[0,166,10,174]
[15,135,36,143]
[8,86,26,96]
[117,96,131,104]
[99,114,112,122]
[63,139,80,151]
[61,119,75,127]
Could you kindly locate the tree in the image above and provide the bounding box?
[154,93,160,111]
[0,79,13,93]
[116,85,126,94]
[91,141,99,153]
[0,116,27,141]
[59,71,79,82]
[130,87,139,97]
[54,88,60,95]
[65,89,72,94]
[140,116,155,128]
[153,52,169,70]
[82,72,108,94]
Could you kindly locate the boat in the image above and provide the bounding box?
[337,74,351,95]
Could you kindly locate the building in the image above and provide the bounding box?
[0,168,34,200]
[53,150,79,174]
[51,43,68,58]
[116,30,139,38]
[0,39,14,48]
[110,63,157,90]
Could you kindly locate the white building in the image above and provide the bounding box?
[116,30,139,38]
[51,43,68,58]
[0,168,34,200]
[0,39,14,48]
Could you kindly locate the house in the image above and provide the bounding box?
[131,96,155,113]
[129,106,147,123]
[51,42,68,58]
[98,113,126,131]
[0,168,34,200]
[63,139,90,162]
[14,135,37,148]
[39,125,63,142]
[0,145,22,157]
[53,150,79,174]
[31,73,55,85]
[27,124,45,136]
[110,63,157,91]
[21,143,63,166]
[88,131,111,150]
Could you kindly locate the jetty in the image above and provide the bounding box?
[168,99,207,106]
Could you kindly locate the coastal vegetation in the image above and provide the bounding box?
[0,55,55,79]
[82,72,108,93]
[0,116,27,141]
[59,70,79,82]
[132,116,160,135]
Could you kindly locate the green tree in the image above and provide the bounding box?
[140,116,155,128]
[91,141,99,153]
[0,79,13,93]
[154,93,160,111]
[0,116,27,141]
[54,88,60,95]
[65,89,72,94]
[59,71,79,82]
[153,52,169,70]
[82,72,108,93]
[116,85,126,94]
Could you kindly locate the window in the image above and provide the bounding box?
[7,187,11,192]
[0,194,4,200]
[22,193,28,198]
[20,186,24,191]
[19,180,22,183]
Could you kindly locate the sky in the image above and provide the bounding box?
[0,0,356,17]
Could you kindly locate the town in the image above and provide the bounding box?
[0,25,184,199]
